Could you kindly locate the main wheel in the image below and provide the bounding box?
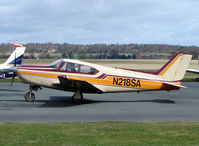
[25,92,35,102]
[72,92,83,104]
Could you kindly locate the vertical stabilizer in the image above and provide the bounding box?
[2,44,25,66]
[157,51,192,81]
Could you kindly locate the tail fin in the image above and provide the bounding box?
[3,44,26,66]
[157,51,192,81]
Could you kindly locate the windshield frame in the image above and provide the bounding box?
[49,59,63,69]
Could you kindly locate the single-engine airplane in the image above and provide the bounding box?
[0,44,25,79]
[186,55,199,81]
[15,51,192,103]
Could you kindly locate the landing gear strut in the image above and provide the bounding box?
[24,85,41,102]
[72,89,83,104]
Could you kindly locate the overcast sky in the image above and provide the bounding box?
[0,0,199,46]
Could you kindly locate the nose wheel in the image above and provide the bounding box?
[25,92,35,102]
[24,85,41,102]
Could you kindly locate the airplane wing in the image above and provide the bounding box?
[186,55,199,74]
[55,75,103,93]
[163,82,187,88]
[186,69,199,74]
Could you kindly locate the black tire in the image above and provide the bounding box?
[25,92,35,102]
[196,78,199,82]
[72,98,82,104]
[72,93,83,104]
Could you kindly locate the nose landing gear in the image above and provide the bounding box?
[24,85,41,102]
[25,92,35,102]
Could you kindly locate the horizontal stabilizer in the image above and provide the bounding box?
[163,82,187,88]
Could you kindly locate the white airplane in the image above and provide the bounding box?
[186,55,199,81]
[0,44,26,79]
[15,51,192,103]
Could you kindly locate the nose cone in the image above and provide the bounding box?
[7,66,18,73]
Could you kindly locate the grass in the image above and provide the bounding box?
[183,78,198,82]
[0,122,199,145]
[0,78,19,83]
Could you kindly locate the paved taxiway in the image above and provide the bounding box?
[0,82,199,122]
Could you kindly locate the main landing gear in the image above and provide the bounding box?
[24,85,84,104]
[24,85,41,102]
[72,89,83,104]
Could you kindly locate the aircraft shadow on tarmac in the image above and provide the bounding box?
[38,96,76,107]
[38,96,176,108]
[83,99,176,104]
[0,96,176,108]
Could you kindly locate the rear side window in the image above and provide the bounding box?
[80,65,96,74]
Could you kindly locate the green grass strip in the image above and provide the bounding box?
[0,78,19,83]
[183,78,198,82]
[0,122,199,145]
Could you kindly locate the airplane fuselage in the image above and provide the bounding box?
[16,59,181,94]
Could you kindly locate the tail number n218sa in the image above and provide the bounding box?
[113,77,141,87]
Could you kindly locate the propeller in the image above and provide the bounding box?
[11,72,17,86]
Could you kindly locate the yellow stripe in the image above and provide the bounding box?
[68,76,179,90]
[17,71,58,78]
[17,70,180,90]
[159,54,181,76]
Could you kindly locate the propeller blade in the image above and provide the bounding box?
[11,72,16,86]
[14,47,16,67]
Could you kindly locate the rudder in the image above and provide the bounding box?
[157,51,192,81]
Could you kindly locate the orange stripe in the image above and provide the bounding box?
[68,76,179,90]
[159,54,181,75]
[17,71,58,78]
[17,71,179,90]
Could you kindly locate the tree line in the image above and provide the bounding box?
[0,43,199,59]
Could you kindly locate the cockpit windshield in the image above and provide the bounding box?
[49,59,63,69]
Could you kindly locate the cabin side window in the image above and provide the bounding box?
[80,65,96,74]
[58,61,97,74]
[66,62,79,72]
[59,62,79,72]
